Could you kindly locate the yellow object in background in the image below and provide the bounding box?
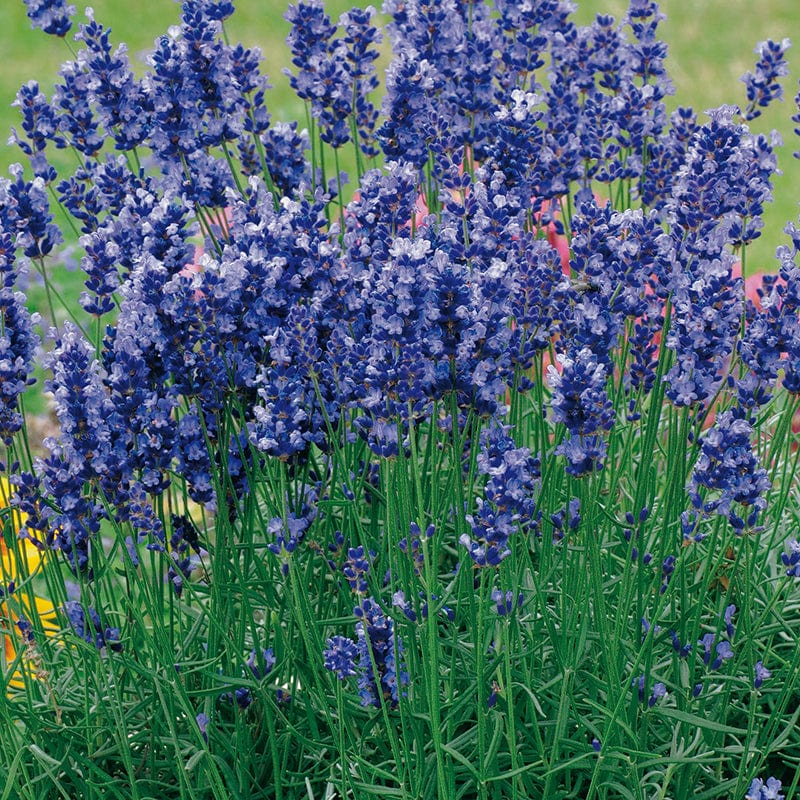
[0,475,40,573]
[0,475,54,690]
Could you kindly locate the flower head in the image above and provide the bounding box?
[741,39,791,121]
[196,712,209,742]
[781,537,800,577]
[688,406,770,529]
[62,600,123,652]
[323,635,358,680]
[461,422,539,567]
[648,682,667,707]
[490,589,524,617]
[549,348,615,476]
[711,640,734,671]
[754,661,771,689]
[354,597,407,708]
[746,777,784,800]
[23,0,75,36]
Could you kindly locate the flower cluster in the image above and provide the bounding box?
[284,1,381,151]
[688,407,771,530]
[62,600,122,652]
[23,0,74,37]
[353,597,407,708]
[323,635,358,681]
[461,422,540,566]
[741,39,791,121]
[549,347,615,476]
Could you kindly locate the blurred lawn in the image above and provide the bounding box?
[1,0,799,274]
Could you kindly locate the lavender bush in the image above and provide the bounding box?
[1,0,799,798]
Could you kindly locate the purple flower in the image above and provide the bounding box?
[52,56,105,157]
[323,635,358,680]
[754,661,771,689]
[633,675,667,706]
[461,422,539,567]
[266,486,318,571]
[548,348,614,436]
[660,555,676,593]
[746,777,784,800]
[493,0,563,91]
[723,604,736,639]
[640,106,698,208]
[711,641,734,671]
[167,514,202,597]
[196,713,209,743]
[549,347,615,476]
[664,106,778,405]
[380,0,497,162]
[249,359,317,459]
[391,590,417,623]
[490,589,524,617]
[506,235,567,370]
[487,683,499,708]
[641,618,660,638]
[378,54,439,167]
[550,497,581,542]
[23,0,75,36]
[1,165,62,260]
[246,648,276,681]
[9,81,61,181]
[62,600,123,652]
[339,6,382,156]
[342,545,373,594]
[196,0,234,21]
[688,406,770,529]
[781,537,800,577]
[0,283,39,445]
[145,2,269,165]
[354,597,407,708]
[284,1,354,149]
[648,682,667,707]
[16,618,34,644]
[698,633,716,666]
[741,39,791,121]
[44,323,120,475]
[664,254,742,409]
[230,687,253,709]
[260,122,310,197]
[668,104,777,254]
[73,10,151,152]
[39,324,132,573]
[398,522,432,576]
[669,630,692,659]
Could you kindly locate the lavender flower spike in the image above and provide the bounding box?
[741,39,792,121]
[323,635,358,681]
[23,0,75,36]
[354,597,407,708]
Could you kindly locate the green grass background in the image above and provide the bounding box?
[0,0,799,273]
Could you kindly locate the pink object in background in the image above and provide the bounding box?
[181,207,233,278]
[538,199,570,275]
[732,261,769,309]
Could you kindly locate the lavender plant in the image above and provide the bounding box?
[1,0,800,798]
